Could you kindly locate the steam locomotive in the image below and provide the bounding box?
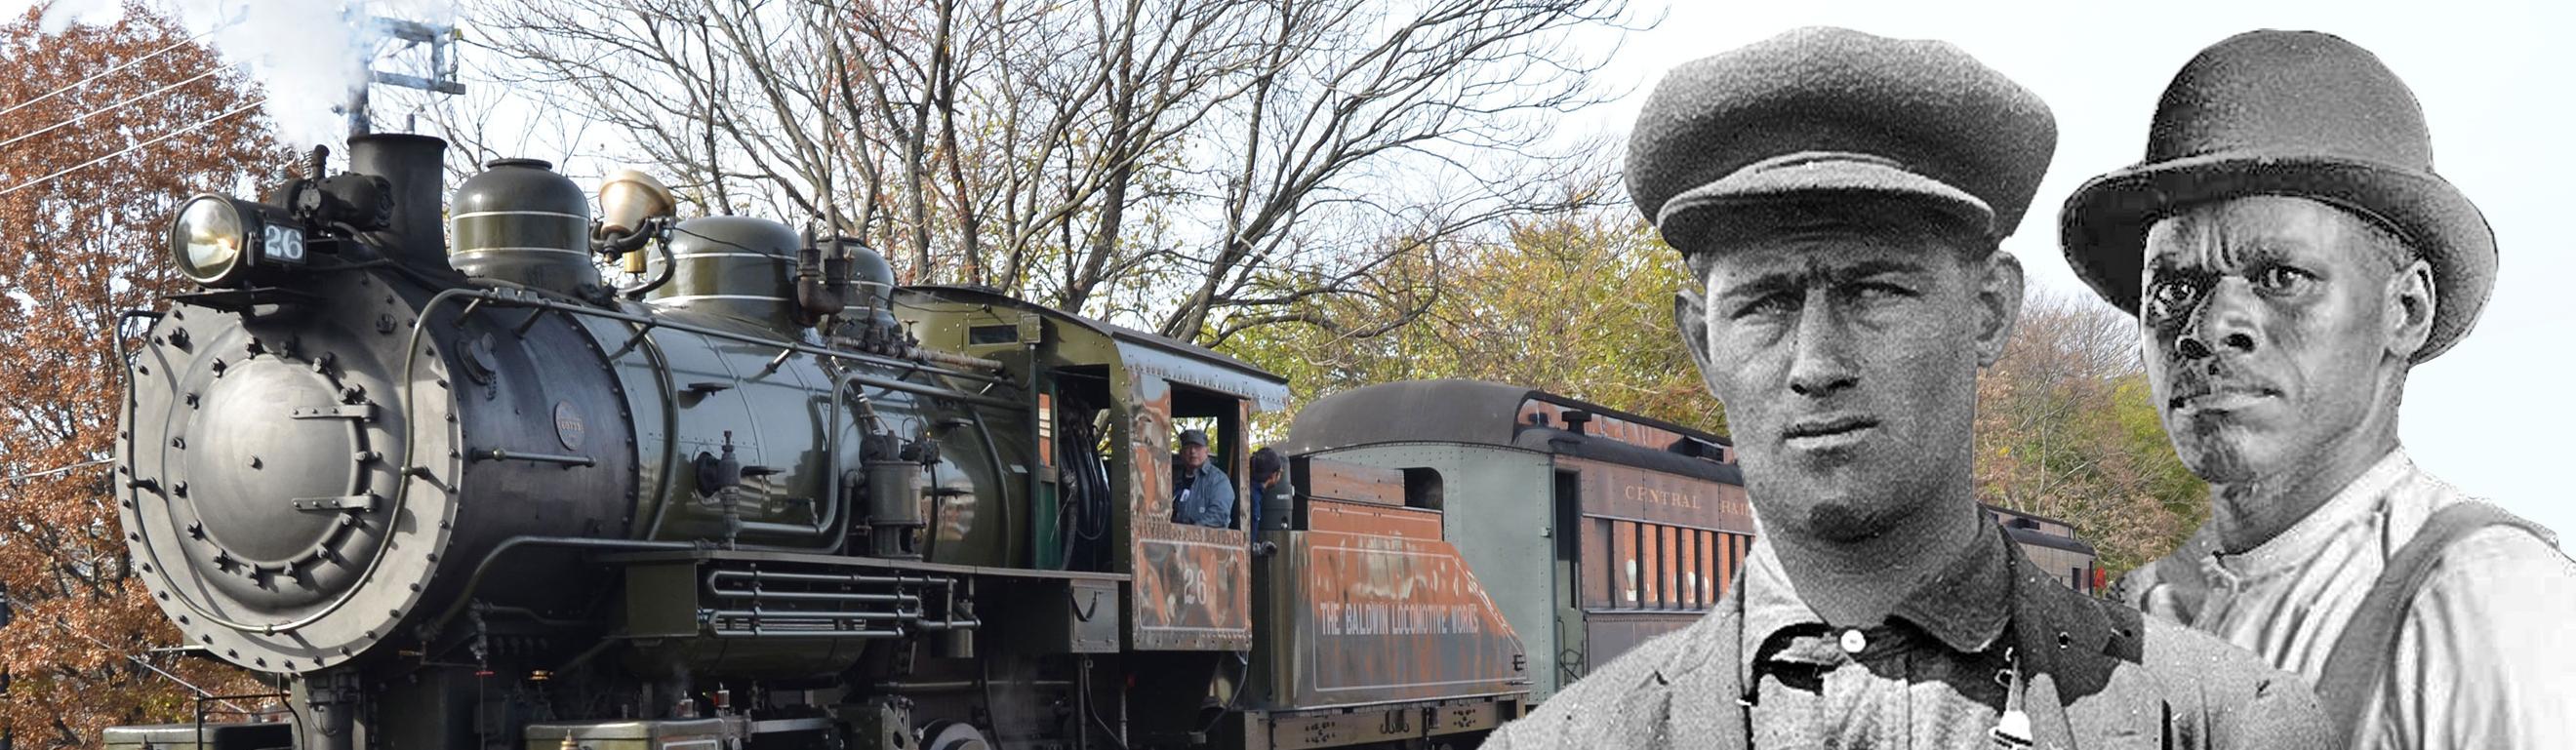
[106,132,1517,750]
[101,134,2094,750]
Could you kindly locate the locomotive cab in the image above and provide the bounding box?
[892,286,1284,648]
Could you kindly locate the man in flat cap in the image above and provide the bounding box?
[1170,428,1236,528]
[2067,30,2576,749]
[1485,26,2327,749]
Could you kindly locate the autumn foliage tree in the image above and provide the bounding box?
[0,4,288,744]
[1974,290,2206,575]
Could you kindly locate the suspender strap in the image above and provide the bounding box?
[2315,501,2556,736]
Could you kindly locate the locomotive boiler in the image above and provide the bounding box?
[106,135,1528,750]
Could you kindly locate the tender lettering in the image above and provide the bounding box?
[1312,601,1484,637]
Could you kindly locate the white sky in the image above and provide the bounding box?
[10,0,2569,546]
[1580,0,2574,547]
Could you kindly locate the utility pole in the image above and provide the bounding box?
[343,2,464,137]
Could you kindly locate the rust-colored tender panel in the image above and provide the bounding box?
[1127,377,1175,523]
[1281,531,1525,707]
[1559,456,1752,533]
[1308,499,1443,540]
[1303,459,1405,506]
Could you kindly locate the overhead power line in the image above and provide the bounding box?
[0,20,235,119]
[0,63,232,151]
[0,98,265,197]
[1,457,113,483]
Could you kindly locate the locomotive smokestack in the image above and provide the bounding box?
[346,134,450,270]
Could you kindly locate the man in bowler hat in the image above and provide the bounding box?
[1484,27,2328,749]
[2068,30,2576,749]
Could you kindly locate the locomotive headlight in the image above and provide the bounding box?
[169,194,306,288]
[172,196,245,283]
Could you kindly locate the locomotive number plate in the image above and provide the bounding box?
[554,401,586,450]
[262,224,306,263]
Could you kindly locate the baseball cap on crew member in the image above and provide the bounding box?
[1179,429,1210,448]
[1626,26,2058,256]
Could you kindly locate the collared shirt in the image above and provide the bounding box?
[1485,504,2333,750]
[1172,462,1235,528]
[1735,520,2016,749]
[2130,448,2576,750]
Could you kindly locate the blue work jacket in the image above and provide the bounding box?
[1172,463,1235,528]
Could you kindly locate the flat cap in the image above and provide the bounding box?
[1627,26,2057,254]
[1178,429,1210,448]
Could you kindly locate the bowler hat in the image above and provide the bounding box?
[1179,429,1210,448]
[2061,30,2494,363]
[1628,26,2056,254]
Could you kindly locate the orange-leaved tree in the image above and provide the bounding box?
[0,3,289,744]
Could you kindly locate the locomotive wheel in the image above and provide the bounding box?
[919,720,991,750]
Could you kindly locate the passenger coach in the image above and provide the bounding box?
[1276,379,2100,706]
[1278,379,1749,704]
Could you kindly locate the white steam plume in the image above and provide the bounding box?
[11,0,460,149]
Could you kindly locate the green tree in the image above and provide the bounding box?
[1973,290,2207,575]
[0,4,288,744]
[1224,194,1718,439]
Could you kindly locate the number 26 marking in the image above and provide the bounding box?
[262,225,305,262]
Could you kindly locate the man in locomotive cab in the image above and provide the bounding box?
[1483,27,2329,749]
[1171,428,1236,528]
[1250,446,1291,532]
[2065,31,2576,748]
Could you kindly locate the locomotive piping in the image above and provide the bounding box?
[615,237,675,299]
[511,294,1017,390]
[725,362,853,551]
